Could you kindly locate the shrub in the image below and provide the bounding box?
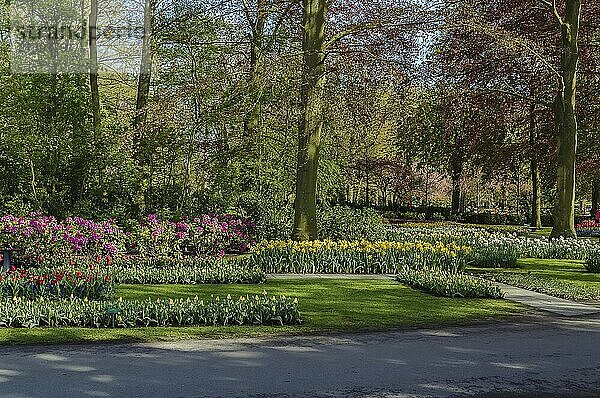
[0,214,125,266]
[431,212,445,221]
[0,213,256,266]
[393,211,426,221]
[129,214,255,257]
[0,293,302,328]
[318,206,387,241]
[0,268,114,301]
[396,268,504,299]
[249,240,471,274]
[252,200,294,241]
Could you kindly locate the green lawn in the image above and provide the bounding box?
[470,258,600,301]
[0,279,523,346]
[471,258,600,288]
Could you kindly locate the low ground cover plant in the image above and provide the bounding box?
[248,240,471,274]
[0,293,302,328]
[396,268,504,299]
[467,245,520,268]
[482,272,600,301]
[0,267,114,301]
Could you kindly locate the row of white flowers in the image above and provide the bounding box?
[388,224,598,261]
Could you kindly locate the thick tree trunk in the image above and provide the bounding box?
[133,0,154,158]
[550,0,580,239]
[89,0,100,136]
[292,0,327,241]
[529,102,542,229]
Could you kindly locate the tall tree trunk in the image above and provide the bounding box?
[365,171,370,206]
[133,0,154,159]
[244,0,267,146]
[292,0,327,241]
[550,0,580,239]
[592,178,599,217]
[451,161,462,214]
[89,0,100,136]
[529,102,542,229]
[424,166,430,206]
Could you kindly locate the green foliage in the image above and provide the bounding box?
[585,251,600,273]
[318,206,387,241]
[397,269,504,299]
[0,294,302,328]
[235,193,293,241]
[468,245,520,268]
[482,272,600,301]
[112,258,266,285]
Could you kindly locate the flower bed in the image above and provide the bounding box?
[0,293,301,328]
[388,224,596,264]
[396,268,504,299]
[576,220,600,238]
[111,258,266,285]
[0,267,114,300]
[248,240,471,274]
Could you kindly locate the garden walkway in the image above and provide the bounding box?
[267,274,600,317]
[498,283,600,317]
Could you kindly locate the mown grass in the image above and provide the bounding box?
[471,258,600,288]
[0,279,522,346]
[471,258,600,301]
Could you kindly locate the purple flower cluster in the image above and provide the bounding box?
[0,213,256,264]
[0,214,125,264]
[131,214,255,258]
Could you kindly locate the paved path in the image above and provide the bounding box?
[1,316,599,398]
[498,283,600,317]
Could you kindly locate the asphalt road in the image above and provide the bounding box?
[1,315,599,398]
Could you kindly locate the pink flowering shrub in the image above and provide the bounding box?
[128,214,255,258]
[0,213,255,264]
[0,213,125,265]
